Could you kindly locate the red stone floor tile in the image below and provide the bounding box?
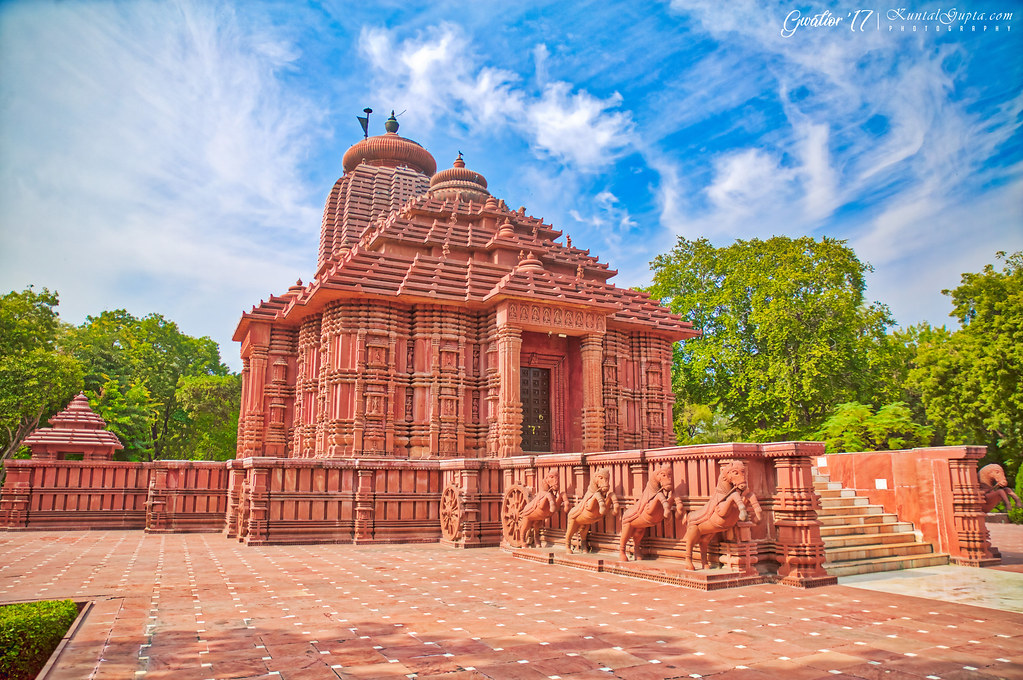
[143,670,218,680]
[415,671,491,680]
[208,657,271,679]
[471,659,552,679]
[705,668,779,680]
[530,653,605,675]
[838,663,931,680]
[334,660,415,678]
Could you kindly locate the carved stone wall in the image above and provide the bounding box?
[498,442,835,586]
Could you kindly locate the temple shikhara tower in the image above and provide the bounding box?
[233,113,698,461]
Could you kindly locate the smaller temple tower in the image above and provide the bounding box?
[23,392,123,461]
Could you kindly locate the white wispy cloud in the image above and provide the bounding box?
[0,0,325,365]
[358,23,634,172]
[654,0,1022,321]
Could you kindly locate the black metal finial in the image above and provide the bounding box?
[357,108,372,139]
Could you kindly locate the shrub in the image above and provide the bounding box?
[0,599,78,680]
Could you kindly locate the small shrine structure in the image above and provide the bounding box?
[22,392,123,461]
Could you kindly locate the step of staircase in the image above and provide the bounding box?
[823,552,950,577]
[814,469,949,578]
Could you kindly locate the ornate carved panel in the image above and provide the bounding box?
[504,301,606,334]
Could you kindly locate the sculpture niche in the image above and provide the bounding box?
[683,461,762,570]
[565,469,619,554]
[501,470,566,548]
[979,463,1022,513]
[618,465,685,561]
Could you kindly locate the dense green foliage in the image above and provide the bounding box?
[0,599,79,680]
[649,236,902,441]
[813,402,933,453]
[64,310,231,461]
[1,291,240,463]
[0,289,84,468]
[651,243,1021,491]
[175,374,243,461]
[674,403,741,445]
[905,252,1023,480]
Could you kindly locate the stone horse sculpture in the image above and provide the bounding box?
[501,470,566,548]
[618,465,685,561]
[682,461,762,570]
[565,469,619,554]
[979,463,1022,513]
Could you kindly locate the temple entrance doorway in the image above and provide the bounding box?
[520,367,551,451]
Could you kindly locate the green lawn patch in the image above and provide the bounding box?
[0,599,79,680]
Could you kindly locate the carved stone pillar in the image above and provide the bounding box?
[718,521,758,575]
[580,334,605,452]
[766,445,835,587]
[240,341,269,458]
[266,358,289,457]
[496,325,523,457]
[0,463,32,528]
[223,464,245,539]
[456,463,485,547]
[572,464,589,506]
[244,463,271,545]
[948,452,1000,566]
[353,468,375,543]
[145,465,169,533]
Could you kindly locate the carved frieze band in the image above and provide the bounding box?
[503,301,606,334]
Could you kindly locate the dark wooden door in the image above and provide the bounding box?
[520,367,551,451]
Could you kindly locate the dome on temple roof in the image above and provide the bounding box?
[342,113,437,176]
[428,153,490,203]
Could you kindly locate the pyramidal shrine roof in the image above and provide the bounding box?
[24,392,123,458]
[235,112,697,341]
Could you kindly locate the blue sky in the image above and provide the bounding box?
[1,0,1020,371]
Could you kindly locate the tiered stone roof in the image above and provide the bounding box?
[237,119,697,342]
[24,393,123,460]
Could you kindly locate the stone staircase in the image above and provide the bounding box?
[814,471,949,577]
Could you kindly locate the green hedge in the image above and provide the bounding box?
[0,600,79,680]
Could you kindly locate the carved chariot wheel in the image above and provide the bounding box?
[439,484,463,541]
[501,484,534,548]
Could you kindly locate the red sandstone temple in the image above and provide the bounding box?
[0,114,1002,587]
[234,112,697,461]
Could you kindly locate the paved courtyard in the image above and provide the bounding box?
[1,527,1021,680]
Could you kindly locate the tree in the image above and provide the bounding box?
[64,310,229,461]
[814,401,933,453]
[0,288,84,470]
[173,374,241,461]
[649,236,902,441]
[906,251,1023,482]
[674,402,742,445]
